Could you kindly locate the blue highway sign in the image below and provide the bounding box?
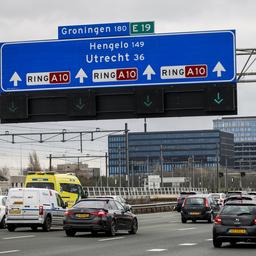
[1,30,236,92]
[58,22,130,39]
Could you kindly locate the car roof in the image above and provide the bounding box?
[186,194,210,198]
[224,200,256,206]
[78,198,114,202]
[225,195,254,201]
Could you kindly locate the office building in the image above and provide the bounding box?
[213,116,256,171]
[108,130,234,176]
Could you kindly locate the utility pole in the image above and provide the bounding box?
[225,157,228,192]
[49,154,52,172]
[105,152,108,187]
[144,118,147,132]
[118,146,121,187]
[125,123,129,188]
[216,143,219,193]
[160,145,164,187]
[131,160,134,187]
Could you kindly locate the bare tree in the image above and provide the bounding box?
[0,166,10,179]
[28,151,42,172]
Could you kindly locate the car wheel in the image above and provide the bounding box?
[192,219,196,223]
[181,217,187,223]
[129,219,138,234]
[42,216,52,232]
[0,216,6,229]
[91,230,98,236]
[230,241,236,246]
[107,220,116,236]
[208,214,213,223]
[7,224,16,232]
[213,238,222,248]
[31,226,38,232]
[65,229,76,237]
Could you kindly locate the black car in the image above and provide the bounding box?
[224,195,255,205]
[63,198,138,237]
[213,200,256,248]
[181,194,220,223]
[176,191,197,212]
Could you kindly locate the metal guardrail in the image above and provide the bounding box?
[131,202,176,214]
[85,186,207,199]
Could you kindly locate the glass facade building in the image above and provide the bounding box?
[108,130,234,176]
[213,116,256,171]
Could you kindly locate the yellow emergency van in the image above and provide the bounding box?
[25,172,85,207]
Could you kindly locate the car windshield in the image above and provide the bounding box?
[221,205,256,215]
[74,200,107,209]
[185,197,204,205]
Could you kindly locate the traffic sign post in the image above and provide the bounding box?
[1,30,236,93]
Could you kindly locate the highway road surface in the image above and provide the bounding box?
[0,212,256,255]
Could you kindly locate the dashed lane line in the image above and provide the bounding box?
[3,235,35,240]
[179,243,198,246]
[176,227,196,231]
[147,249,167,252]
[0,250,20,254]
[98,237,125,242]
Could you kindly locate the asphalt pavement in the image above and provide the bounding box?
[0,212,256,256]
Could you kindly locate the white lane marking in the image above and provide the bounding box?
[147,249,167,252]
[98,237,125,242]
[179,243,197,246]
[0,250,20,254]
[176,227,196,231]
[3,235,35,240]
[206,238,213,241]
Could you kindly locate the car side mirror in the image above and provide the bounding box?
[124,205,131,212]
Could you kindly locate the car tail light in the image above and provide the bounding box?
[204,198,209,208]
[182,198,187,208]
[253,218,256,225]
[64,211,73,216]
[91,210,107,217]
[214,215,222,224]
[39,206,44,216]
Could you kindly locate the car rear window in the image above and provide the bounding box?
[74,200,107,209]
[221,205,256,215]
[185,197,205,205]
[26,182,54,190]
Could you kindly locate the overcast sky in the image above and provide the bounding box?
[0,0,256,174]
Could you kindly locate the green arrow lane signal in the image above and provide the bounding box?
[75,98,85,110]
[144,95,153,107]
[8,101,18,112]
[214,92,224,104]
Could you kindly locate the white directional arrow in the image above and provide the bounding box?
[10,72,22,86]
[143,65,156,80]
[75,68,88,83]
[212,62,226,77]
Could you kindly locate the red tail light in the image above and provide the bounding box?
[39,206,44,216]
[182,198,187,208]
[214,215,222,224]
[253,218,256,225]
[64,211,73,216]
[91,210,107,217]
[204,198,209,208]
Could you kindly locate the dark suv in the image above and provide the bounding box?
[181,194,220,223]
[213,200,256,247]
[176,191,197,212]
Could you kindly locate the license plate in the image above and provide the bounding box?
[229,228,247,234]
[190,212,200,215]
[76,213,89,218]
[9,209,21,215]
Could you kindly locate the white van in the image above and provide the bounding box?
[6,188,67,232]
